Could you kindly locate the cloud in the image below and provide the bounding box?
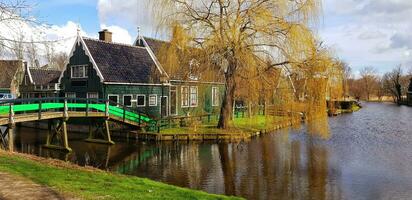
[320,0,412,74]
[97,0,165,38]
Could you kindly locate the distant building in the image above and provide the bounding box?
[59,29,224,118]
[0,60,26,97]
[19,65,61,98]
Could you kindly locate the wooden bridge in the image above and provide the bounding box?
[0,98,155,152]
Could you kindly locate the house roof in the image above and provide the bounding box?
[141,37,170,56]
[0,60,23,89]
[83,38,161,83]
[136,36,225,83]
[29,68,61,85]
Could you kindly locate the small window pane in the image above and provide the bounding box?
[212,87,219,106]
[123,95,132,107]
[190,86,198,107]
[149,95,157,106]
[87,92,98,99]
[109,95,118,106]
[137,95,145,106]
[181,87,189,107]
[65,93,76,98]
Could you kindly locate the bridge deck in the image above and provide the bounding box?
[0,111,144,127]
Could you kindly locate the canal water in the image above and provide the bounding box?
[9,103,412,200]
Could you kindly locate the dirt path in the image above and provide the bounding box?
[0,172,73,200]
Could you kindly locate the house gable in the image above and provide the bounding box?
[59,39,103,98]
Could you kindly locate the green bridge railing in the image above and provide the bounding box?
[0,98,155,127]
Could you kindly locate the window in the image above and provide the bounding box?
[123,95,132,107]
[181,86,189,107]
[24,75,29,85]
[212,87,220,106]
[108,95,119,106]
[137,95,146,107]
[71,65,88,78]
[149,94,157,106]
[87,92,98,99]
[190,86,198,107]
[65,92,76,98]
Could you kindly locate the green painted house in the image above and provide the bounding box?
[59,29,224,119]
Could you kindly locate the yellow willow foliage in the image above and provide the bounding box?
[151,0,324,128]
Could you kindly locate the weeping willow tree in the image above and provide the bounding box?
[152,0,323,129]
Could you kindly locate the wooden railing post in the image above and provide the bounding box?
[8,103,15,152]
[86,99,89,117]
[38,100,42,120]
[63,99,68,119]
[105,100,110,117]
[123,105,126,122]
[9,103,14,125]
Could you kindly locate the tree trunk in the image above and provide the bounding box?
[218,69,236,129]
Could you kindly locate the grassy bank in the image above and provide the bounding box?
[0,151,241,200]
[160,115,297,135]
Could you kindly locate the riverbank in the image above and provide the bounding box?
[0,151,241,200]
[135,115,302,141]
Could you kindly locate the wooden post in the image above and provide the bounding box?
[63,99,68,119]
[9,103,14,125]
[104,120,114,144]
[123,105,126,122]
[61,120,71,151]
[7,125,14,152]
[105,100,110,117]
[38,101,42,120]
[86,99,89,117]
[8,103,15,152]
[46,120,52,146]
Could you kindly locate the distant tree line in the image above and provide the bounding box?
[348,66,412,104]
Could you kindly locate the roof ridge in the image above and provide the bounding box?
[143,36,169,43]
[83,37,147,49]
[29,67,61,72]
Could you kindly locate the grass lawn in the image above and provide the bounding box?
[160,115,291,134]
[0,151,241,200]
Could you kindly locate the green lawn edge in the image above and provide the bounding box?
[0,152,242,200]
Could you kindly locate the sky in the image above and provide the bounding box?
[19,0,412,75]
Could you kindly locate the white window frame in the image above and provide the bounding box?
[149,94,158,106]
[71,65,88,79]
[65,92,76,98]
[123,94,133,107]
[87,92,99,99]
[190,86,198,107]
[136,94,146,107]
[212,87,219,107]
[108,94,119,106]
[181,86,189,108]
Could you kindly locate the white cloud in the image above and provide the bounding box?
[97,0,166,38]
[320,0,412,74]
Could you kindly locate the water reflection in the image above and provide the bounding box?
[11,103,412,200]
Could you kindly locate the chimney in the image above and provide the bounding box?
[99,29,112,42]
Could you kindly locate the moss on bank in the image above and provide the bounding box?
[0,152,241,200]
[160,115,295,134]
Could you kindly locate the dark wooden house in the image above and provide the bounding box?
[59,29,224,118]
[19,64,61,98]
